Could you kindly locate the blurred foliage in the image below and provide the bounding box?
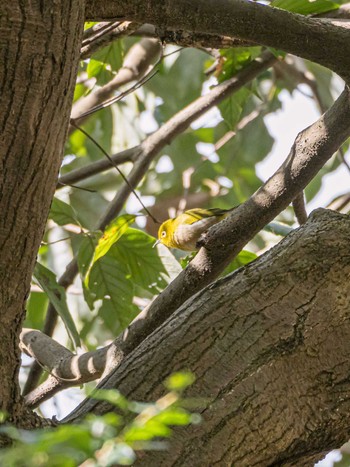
[270,0,349,15]
[0,373,199,467]
[24,0,350,423]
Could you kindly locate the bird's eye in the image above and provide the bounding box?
[161,230,166,238]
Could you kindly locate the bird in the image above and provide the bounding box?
[156,207,236,251]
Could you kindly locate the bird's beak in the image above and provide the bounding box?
[153,239,161,248]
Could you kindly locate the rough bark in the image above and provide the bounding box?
[0,1,85,422]
[65,209,350,466]
[85,0,350,80]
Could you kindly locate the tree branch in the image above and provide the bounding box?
[21,329,112,408]
[23,50,277,400]
[292,192,308,225]
[85,0,350,80]
[70,38,161,130]
[62,209,350,467]
[57,146,140,189]
[72,85,350,413]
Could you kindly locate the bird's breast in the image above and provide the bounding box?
[173,217,220,250]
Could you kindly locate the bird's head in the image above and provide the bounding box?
[157,218,176,248]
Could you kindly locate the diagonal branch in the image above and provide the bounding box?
[70,38,161,130]
[65,85,350,421]
[23,50,277,400]
[107,86,350,363]
[25,84,350,410]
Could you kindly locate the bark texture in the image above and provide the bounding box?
[66,209,350,466]
[0,1,85,421]
[85,0,350,80]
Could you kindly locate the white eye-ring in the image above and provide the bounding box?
[161,230,166,238]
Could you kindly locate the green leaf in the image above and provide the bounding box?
[91,215,136,267]
[154,409,192,426]
[77,233,101,309]
[111,228,182,294]
[124,420,171,442]
[271,0,340,15]
[218,47,262,82]
[77,234,100,279]
[145,48,208,121]
[218,87,251,130]
[165,372,196,391]
[86,41,124,85]
[92,40,124,73]
[33,263,80,348]
[98,296,139,335]
[89,389,129,410]
[88,254,138,330]
[49,197,80,226]
[25,291,48,330]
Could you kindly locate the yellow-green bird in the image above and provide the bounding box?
[156,207,236,251]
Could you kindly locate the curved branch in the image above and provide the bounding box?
[292,192,308,225]
[86,0,350,80]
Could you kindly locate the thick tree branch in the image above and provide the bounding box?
[23,50,277,400]
[63,209,350,467]
[85,0,350,80]
[133,24,255,49]
[0,0,85,421]
[79,86,350,404]
[26,84,350,409]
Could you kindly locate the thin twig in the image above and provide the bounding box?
[70,121,159,223]
[81,22,140,60]
[82,22,116,41]
[82,21,121,47]
[292,192,308,225]
[73,57,162,120]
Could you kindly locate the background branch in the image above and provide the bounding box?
[81,21,139,59]
[57,146,140,189]
[70,38,161,131]
[292,192,308,225]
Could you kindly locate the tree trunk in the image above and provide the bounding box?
[66,209,350,466]
[0,1,85,424]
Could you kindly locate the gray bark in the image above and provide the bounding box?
[0,0,85,423]
[66,209,350,466]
